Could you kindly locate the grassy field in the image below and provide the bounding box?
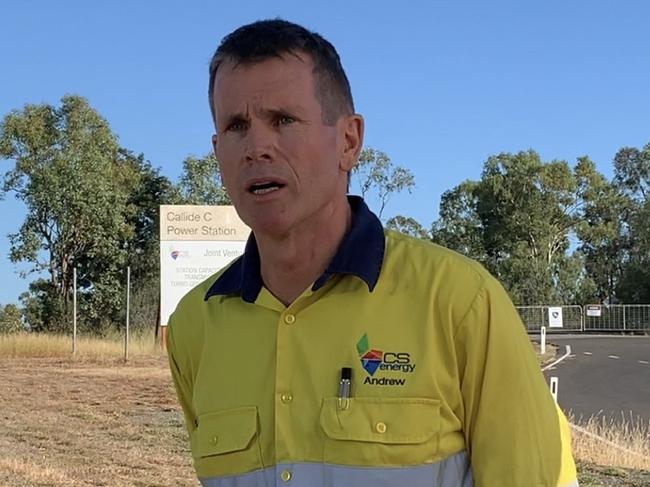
[0,333,648,486]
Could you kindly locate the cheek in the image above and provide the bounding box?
[215,142,239,181]
[281,131,339,177]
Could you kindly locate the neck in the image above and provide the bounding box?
[256,197,352,306]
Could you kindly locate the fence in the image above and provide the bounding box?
[583,304,650,332]
[516,305,584,333]
[516,304,650,333]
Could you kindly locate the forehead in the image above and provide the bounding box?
[213,53,319,115]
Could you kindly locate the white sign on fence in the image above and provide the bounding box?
[548,306,564,328]
[586,305,602,317]
[159,205,250,327]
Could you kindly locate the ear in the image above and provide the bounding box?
[339,114,364,173]
[211,133,219,160]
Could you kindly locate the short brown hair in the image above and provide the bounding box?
[208,19,354,126]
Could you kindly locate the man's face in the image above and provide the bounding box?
[212,52,356,237]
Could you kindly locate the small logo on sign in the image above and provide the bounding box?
[170,248,189,260]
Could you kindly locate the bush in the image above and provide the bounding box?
[0,304,24,333]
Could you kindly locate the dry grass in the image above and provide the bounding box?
[569,412,650,471]
[0,354,197,487]
[0,330,163,360]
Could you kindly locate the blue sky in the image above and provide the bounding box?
[1,1,649,306]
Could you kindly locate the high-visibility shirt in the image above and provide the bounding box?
[167,196,578,487]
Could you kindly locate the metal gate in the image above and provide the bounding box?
[583,304,650,332]
[516,305,583,333]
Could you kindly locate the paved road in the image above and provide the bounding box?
[534,335,650,424]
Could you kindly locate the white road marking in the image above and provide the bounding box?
[608,355,620,359]
[639,360,649,365]
[542,345,572,372]
[583,352,592,356]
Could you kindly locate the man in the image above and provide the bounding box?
[167,19,578,487]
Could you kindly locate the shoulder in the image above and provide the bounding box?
[381,230,510,324]
[383,229,492,288]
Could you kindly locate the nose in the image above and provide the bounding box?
[243,122,274,163]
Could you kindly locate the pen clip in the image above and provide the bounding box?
[338,367,352,411]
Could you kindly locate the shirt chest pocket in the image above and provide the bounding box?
[319,397,440,467]
[191,406,264,477]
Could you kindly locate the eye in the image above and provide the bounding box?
[225,119,248,133]
[275,114,296,126]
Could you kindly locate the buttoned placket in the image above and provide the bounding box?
[274,305,297,485]
[258,282,334,486]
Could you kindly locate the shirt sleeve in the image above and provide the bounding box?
[166,318,198,440]
[455,275,578,487]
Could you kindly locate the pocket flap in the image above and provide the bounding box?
[320,397,439,444]
[194,406,258,458]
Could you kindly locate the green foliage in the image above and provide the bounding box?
[431,144,650,305]
[613,143,650,303]
[177,153,231,205]
[1,96,176,332]
[432,150,587,304]
[19,279,69,332]
[431,180,485,261]
[386,215,429,240]
[128,276,160,332]
[574,157,630,303]
[352,148,415,218]
[0,303,23,333]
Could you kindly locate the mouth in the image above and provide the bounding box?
[247,180,286,196]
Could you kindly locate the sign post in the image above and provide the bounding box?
[125,266,130,362]
[73,267,77,355]
[550,377,559,403]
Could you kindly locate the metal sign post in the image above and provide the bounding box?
[73,267,77,355]
[550,377,559,403]
[124,266,130,362]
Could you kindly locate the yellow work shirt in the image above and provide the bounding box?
[167,196,578,487]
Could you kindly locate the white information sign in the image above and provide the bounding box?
[160,205,250,327]
[548,306,564,328]
[586,305,602,317]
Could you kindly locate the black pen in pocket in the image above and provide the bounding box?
[338,367,352,410]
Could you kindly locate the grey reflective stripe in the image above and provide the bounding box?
[200,450,473,487]
[560,481,579,487]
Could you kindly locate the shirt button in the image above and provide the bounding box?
[280,469,292,482]
[281,393,293,404]
[211,436,219,444]
[375,422,387,434]
[284,314,296,325]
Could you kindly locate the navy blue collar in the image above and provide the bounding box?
[204,196,385,303]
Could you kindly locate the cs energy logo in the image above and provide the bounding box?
[356,333,415,386]
[169,246,189,260]
[357,333,383,375]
